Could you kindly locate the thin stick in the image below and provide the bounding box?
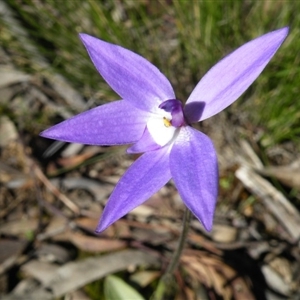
[151,207,192,300]
[33,164,80,215]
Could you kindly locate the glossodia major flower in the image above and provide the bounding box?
[40,27,289,232]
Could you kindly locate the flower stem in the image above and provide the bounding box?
[151,207,192,300]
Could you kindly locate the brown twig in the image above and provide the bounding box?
[33,164,80,215]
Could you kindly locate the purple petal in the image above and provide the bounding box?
[127,127,160,154]
[80,34,175,113]
[40,100,148,145]
[170,126,218,231]
[96,147,171,232]
[185,27,289,123]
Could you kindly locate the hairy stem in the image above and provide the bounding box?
[151,207,192,300]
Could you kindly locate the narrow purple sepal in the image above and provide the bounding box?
[185,27,289,123]
[170,127,218,231]
[79,34,175,113]
[96,147,171,232]
[40,100,149,145]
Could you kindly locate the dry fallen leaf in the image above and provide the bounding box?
[68,232,127,253]
[0,239,27,276]
[5,249,160,300]
[0,66,31,89]
[0,219,38,238]
[257,162,300,189]
[130,270,160,287]
[211,224,238,243]
[181,250,255,300]
[236,166,300,241]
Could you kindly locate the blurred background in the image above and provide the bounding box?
[0,1,299,299]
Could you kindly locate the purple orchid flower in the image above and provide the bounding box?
[40,27,288,232]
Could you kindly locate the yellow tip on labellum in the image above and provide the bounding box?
[163,117,172,127]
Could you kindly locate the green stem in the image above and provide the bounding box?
[151,207,192,300]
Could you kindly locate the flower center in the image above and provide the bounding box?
[163,117,172,127]
[159,99,185,127]
[146,99,184,147]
